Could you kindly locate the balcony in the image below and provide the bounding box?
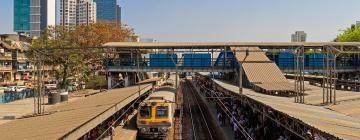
[0,66,12,71]
[0,52,12,61]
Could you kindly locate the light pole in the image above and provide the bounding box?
[239,49,249,95]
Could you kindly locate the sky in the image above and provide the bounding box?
[1,0,360,42]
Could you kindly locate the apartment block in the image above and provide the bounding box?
[59,0,96,26]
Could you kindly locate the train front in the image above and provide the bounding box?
[136,88,175,139]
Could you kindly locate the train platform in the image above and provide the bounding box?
[0,89,100,125]
[0,84,152,140]
[212,79,360,140]
[103,110,138,140]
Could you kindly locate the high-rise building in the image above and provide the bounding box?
[291,31,307,42]
[14,0,31,35]
[94,0,121,24]
[116,5,121,24]
[59,0,96,27]
[77,0,97,25]
[29,0,56,37]
[59,0,77,27]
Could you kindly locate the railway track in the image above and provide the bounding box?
[181,79,224,140]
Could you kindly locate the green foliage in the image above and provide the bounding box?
[305,49,321,54]
[28,26,85,88]
[27,22,135,89]
[81,68,91,82]
[85,75,107,89]
[335,25,360,42]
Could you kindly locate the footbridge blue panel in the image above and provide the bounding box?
[214,51,236,66]
[150,54,177,67]
[183,53,211,67]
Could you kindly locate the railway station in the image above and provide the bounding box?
[0,42,359,140]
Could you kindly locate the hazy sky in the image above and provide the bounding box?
[1,0,360,42]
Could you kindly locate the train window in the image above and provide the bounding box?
[156,106,168,118]
[140,106,152,118]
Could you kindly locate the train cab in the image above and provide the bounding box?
[137,86,176,139]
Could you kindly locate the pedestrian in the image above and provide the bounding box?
[217,112,222,126]
[221,112,226,126]
[234,122,239,139]
[109,125,115,140]
[90,129,97,140]
[230,113,236,129]
[123,113,129,126]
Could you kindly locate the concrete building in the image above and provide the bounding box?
[59,0,97,26]
[29,0,56,37]
[59,0,77,27]
[14,0,31,35]
[94,0,121,24]
[291,31,307,42]
[116,5,121,24]
[0,34,54,85]
[77,0,97,25]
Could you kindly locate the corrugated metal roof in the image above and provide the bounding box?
[231,47,271,62]
[242,63,289,83]
[231,47,293,91]
[214,79,360,140]
[0,84,152,140]
[148,86,176,102]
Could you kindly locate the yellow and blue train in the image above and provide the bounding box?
[136,86,176,139]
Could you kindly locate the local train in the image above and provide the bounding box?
[136,85,176,139]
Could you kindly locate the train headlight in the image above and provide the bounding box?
[140,127,148,133]
[159,127,168,133]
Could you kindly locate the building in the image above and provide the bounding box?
[59,0,77,27]
[59,0,97,27]
[0,34,54,85]
[77,0,97,25]
[29,0,56,37]
[116,5,121,24]
[14,0,31,35]
[291,31,307,42]
[356,21,360,28]
[94,0,121,24]
[139,38,156,43]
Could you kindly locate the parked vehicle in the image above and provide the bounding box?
[4,86,17,93]
[17,86,27,92]
[45,84,57,90]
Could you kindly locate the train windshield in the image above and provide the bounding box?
[156,106,168,118]
[140,106,152,118]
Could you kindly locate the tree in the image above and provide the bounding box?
[73,21,135,71]
[29,26,85,88]
[28,22,135,89]
[335,25,360,42]
[75,21,134,47]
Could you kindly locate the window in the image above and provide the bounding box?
[156,106,168,118]
[140,106,151,118]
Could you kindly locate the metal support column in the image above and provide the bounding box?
[239,62,243,94]
[33,50,45,115]
[322,46,338,104]
[294,46,305,103]
[211,48,215,80]
[137,48,140,96]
